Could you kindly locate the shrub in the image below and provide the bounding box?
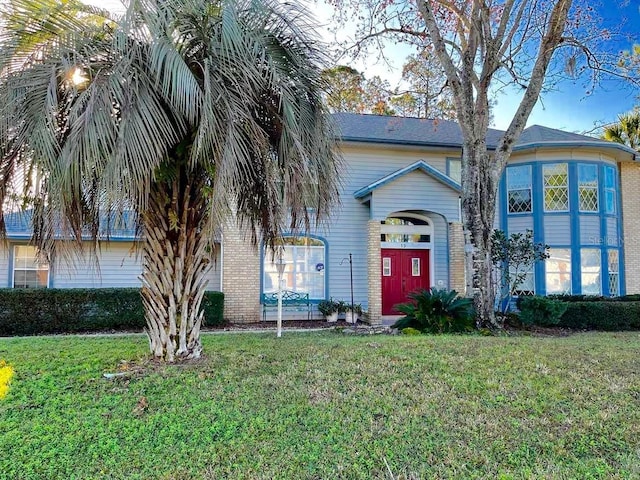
[392,288,474,334]
[517,296,567,326]
[0,288,225,336]
[400,327,422,336]
[557,301,640,330]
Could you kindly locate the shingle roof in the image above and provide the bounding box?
[333,113,638,157]
[2,210,137,240]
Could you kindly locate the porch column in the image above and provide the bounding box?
[221,220,261,323]
[621,162,640,294]
[367,219,382,325]
[448,222,466,292]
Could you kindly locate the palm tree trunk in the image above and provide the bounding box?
[140,164,212,362]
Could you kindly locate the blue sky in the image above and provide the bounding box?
[311,1,640,134]
[93,0,640,134]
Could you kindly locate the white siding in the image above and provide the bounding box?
[580,216,601,245]
[507,216,534,234]
[372,170,460,222]
[544,216,572,245]
[53,242,142,288]
[0,248,9,288]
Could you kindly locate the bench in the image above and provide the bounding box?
[261,290,311,321]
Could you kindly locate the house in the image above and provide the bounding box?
[1,113,638,324]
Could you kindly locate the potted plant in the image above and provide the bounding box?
[344,303,363,324]
[318,298,342,323]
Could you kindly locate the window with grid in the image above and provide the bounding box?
[608,249,619,296]
[545,248,571,295]
[604,166,616,214]
[13,245,49,288]
[543,163,569,212]
[506,165,532,213]
[510,266,535,296]
[578,164,599,212]
[581,248,601,295]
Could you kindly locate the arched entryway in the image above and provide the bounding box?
[381,212,433,315]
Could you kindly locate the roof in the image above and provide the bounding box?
[334,113,638,158]
[2,210,137,241]
[353,160,461,199]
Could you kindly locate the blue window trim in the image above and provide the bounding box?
[259,233,329,304]
[499,159,625,297]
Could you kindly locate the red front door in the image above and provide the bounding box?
[381,249,431,315]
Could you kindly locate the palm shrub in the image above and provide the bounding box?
[0,0,339,361]
[392,288,474,334]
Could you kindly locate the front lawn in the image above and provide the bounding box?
[1,332,639,479]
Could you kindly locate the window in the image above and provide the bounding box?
[510,266,535,296]
[382,257,391,276]
[581,248,601,295]
[604,165,616,214]
[506,165,532,213]
[263,237,325,299]
[543,163,569,212]
[13,245,48,288]
[447,158,461,183]
[545,248,571,295]
[608,249,619,296]
[411,258,420,276]
[578,164,599,212]
[381,217,431,243]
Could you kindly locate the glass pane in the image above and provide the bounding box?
[543,164,568,186]
[510,267,535,295]
[544,187,569,211]
[507,165,532,190]
[605,190,616,214]
[263,238,325,299]
[412,258,420,276]
[578,164,598,186]
[508,189,532,213]
[581,249,601,295]
[383,258,391,276]
[546,249,571,294]
[579,187,598,212]
[604,166,615,189]
[608,249,619,296]
[13,269,47,288]
[448,159,461,182]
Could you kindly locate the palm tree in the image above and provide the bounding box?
[602,111,640,151]
[0,0,340,361]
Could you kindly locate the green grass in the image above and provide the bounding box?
[1,332,639,479]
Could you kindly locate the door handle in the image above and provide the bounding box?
[402,278,406,293]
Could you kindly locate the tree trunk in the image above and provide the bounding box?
[462,144,500,329]
[140,163,212,362]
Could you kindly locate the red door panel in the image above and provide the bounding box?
[381,249,430,315]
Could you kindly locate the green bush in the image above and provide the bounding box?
[556,301,640,330]
[549,294,640,303]
[517,296,567,326]
[0,288,225,336]
[392,288,474,334]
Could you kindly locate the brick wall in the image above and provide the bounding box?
[620,162,640,294]
[367,220,382,324]
[448,222,466,292]
[221,221,261,323]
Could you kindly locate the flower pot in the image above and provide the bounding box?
[326,312,339,323]
[345,311,359,324]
